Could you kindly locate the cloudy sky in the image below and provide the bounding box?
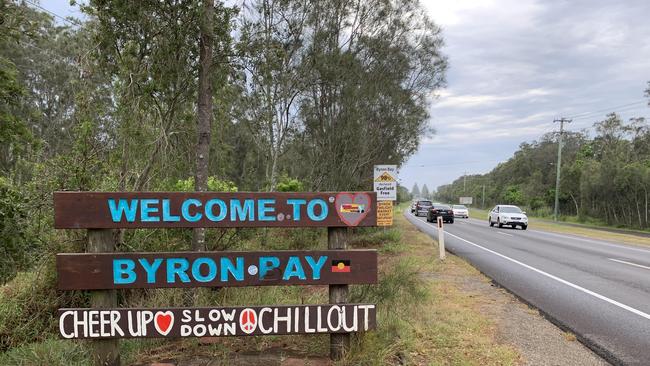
[43,0,650,194]
[401,0,650,193]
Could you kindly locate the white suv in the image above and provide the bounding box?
[488,205,528,230]
[452,205,469,218]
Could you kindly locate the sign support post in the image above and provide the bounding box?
[328,226,349,360]
[87,229,120,366]
[436,216,445,261]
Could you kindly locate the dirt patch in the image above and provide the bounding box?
[135,348,331,366]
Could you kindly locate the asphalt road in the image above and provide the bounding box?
[405,212,650,366]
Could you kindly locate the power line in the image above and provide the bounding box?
[567,100,646,120]
[410,159,503,168]
[23,0,83,27]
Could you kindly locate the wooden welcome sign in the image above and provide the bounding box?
[54,191,377,228]
[58,304,376,339]
[56,250,378,290]
[54,190,379,363]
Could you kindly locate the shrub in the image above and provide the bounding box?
[0,177,33,283]
[172,176,238,192]
[0,263,86,350]
[275,176,304,192]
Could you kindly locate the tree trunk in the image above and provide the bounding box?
[569,192,579,217]
[192,0,214,252]
[636,198,642,228]
[643,187,648,226]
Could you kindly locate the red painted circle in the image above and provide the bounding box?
[239,308,258,334]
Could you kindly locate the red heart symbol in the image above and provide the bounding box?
[154,311,174,336]
[335,192,371,226]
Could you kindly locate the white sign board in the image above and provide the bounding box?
[459,197,473,205]
[374,165,397,201]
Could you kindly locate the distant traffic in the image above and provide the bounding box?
[410,199,528,230]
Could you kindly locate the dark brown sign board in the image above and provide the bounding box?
[54,191,377,229]
[56,250,378,290]
[58,304,376,339]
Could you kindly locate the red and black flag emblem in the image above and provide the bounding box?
[331,260,351,273]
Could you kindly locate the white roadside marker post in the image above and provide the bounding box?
[437,215,446,260]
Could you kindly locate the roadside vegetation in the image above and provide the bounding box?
[0,1,450,363]
[433,103,650,230]
[1,205,522,365]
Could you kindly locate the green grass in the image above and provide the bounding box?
[0,339,90,366]
[348,227,403,253]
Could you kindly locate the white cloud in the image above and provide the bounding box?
[404,0,650,192]
[433,88,555,108]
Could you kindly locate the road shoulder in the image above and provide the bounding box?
[403,210,608,365]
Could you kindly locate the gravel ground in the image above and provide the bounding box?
[446,272,610,366]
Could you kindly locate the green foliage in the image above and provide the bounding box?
[0,57,31,174]
[0,178,32,283]
[275,176,304,192]
[0,0,446,359]
[420,184,431,199]
[397,185,412,203]
[411,183,420,197]
[502,185,524,205]
[173,176,238,192]
[436,113,650,229]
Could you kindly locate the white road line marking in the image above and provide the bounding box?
[497,231,513,237]
[528,229,650,254]
[444,231,650,321]
[608,258,650,271]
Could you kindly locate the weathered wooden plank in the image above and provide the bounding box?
[328,227,350,360]
[56,250,378,290]
[87,229,120,366]
[57,304,376,339]
[54,192,377,228]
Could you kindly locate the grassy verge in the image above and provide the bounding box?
[342,206,520,365]
[470,208,650,247]
[0,208,520,365]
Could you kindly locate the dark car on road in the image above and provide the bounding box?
[427,204,454,224]
[414,200,433,216]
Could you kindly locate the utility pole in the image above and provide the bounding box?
[482,184,486,208]
[553,118,572,221]
[463,171,467,193]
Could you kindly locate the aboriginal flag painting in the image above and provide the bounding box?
[331,260,351,273]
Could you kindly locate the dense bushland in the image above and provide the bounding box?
[436,111,650,229]
[0,0,447,358]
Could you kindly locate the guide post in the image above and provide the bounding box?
[437,216,446,260]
